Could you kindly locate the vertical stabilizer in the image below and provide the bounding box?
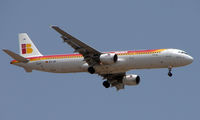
[19,33,43,57]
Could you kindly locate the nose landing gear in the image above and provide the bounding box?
[168,66,173,77]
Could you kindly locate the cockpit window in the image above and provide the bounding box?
[178,51,188,54]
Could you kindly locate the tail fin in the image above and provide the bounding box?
[19,33,43,57]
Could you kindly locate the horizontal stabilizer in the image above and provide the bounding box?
[3,49,29,63]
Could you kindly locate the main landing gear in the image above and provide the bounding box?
[103,81,110,88]
[168,66,173,77]
[88,67,95,74]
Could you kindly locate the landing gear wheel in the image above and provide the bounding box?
[168,66,173,77]
[168,72,173,77]
[103,81,110,88]
[88,67,95,74]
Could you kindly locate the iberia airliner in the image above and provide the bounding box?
[3,26,193,90]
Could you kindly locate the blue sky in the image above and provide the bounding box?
[1,0,200,120]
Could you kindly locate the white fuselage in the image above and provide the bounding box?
[12,49,193,74]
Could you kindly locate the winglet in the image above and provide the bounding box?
[50,25,58,29]
[51,26,67,37]
[51,25,60,31]
[3,49,29,63]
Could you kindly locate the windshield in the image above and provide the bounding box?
[178,51,188,55]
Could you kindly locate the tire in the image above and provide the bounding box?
[88,67,95,74]
[168,72,173,77]
[103,81,110,88]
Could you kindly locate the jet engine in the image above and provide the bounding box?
[123,74,140,86]
[99,53,118,65]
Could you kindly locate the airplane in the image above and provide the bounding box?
[3,26,193,90]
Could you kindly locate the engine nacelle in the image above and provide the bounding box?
[100,53,118,65]
[123,74,140,86]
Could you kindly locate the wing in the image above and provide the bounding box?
[100,72,126,90]
[51,26,101,66]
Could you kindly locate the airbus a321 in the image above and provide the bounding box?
[3,26,193,90]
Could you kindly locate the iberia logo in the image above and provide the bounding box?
[21,44,33,54]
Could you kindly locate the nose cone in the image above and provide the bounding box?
[185,55,193,65]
